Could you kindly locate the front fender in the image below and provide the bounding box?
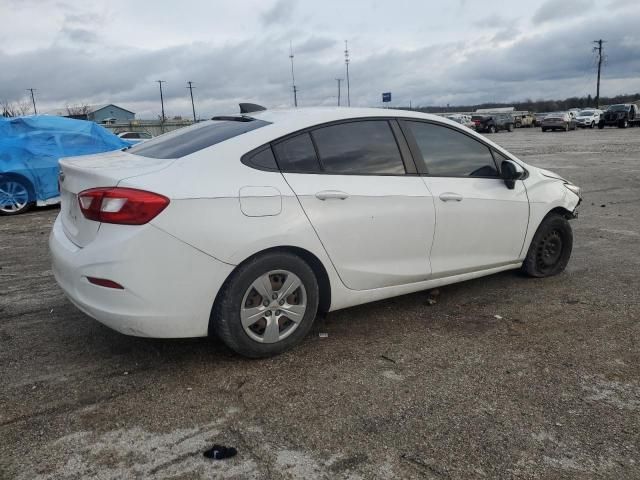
[520,174,580,259]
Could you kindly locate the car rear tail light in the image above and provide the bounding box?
[86,277,124,289]
[78,187,169,225]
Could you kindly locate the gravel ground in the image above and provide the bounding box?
[1,127,639,479]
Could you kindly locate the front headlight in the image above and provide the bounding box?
[564,183,582,198]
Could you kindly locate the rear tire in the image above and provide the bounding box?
[522,214,573,278]
[619,119,628,128]
[211,251,319,358]
[488,125,496,134]
[541,127,547,132]
[0,176,33,216]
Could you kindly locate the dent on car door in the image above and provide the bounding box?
[276,119,436,291]
[401,120,529,277]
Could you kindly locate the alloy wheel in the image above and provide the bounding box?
[0,179,30,214]
[240,270,307,344]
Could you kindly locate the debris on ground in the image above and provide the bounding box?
[494,315,503,320]
[381,354,397,364]
[319,332,329,338]
[203,445,238,460]
[425,289,440,306]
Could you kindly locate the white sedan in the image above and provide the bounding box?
[50,106,582,357]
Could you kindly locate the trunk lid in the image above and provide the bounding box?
[59,150,173,247]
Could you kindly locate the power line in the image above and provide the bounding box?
[335,78,343,106]
[593,39,606,107]
[186,81,196,122]
[26,88,37,114]
[289,41,298,107]
[344,40,350,107]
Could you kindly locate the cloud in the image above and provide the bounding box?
[473,15,513,29]
[295,36,336,54]
[60,27,98,44]
[1,1,639,117]
[532,0,595,24]
[261,0,296,26]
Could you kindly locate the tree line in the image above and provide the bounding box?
[405,93,640,114]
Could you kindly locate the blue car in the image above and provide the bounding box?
[0,116,130,215]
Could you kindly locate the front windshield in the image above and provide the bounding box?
[608,104,629,112]
[578,111,594,116]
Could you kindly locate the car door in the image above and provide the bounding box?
[401,120,529,277]
[276,119,436,291]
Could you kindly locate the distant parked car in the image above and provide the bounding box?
[118,131,153,144]
[472,113,515,133]
[568,109,582,119]
[445,114,475,129]
[599,104,640,129]
[0,116,129,215]
[541,112,576,132]
[514,113,534,128]
[575,110,601,129]
[533,113,548,127]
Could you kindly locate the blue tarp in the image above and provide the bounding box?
[0,115,130,205]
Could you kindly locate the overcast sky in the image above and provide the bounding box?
[1,0,639,119]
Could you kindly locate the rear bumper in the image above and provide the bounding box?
[49,214,234,338]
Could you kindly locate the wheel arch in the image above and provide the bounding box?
[209,245,332,336]
[547,206,576,220]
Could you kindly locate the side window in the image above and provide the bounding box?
[406,121,499,177]
[311,121,405,175]
[243,147,278,171]
[273,133,321,173]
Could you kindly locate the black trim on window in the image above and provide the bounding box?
[389,119,417,174]
[270,118,411,176]
[240,145,280,172]
[240,115,527,179]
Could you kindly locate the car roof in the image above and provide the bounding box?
[241,107,460,136]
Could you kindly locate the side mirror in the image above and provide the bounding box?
[501,160,525,189]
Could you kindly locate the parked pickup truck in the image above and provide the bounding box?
[599,104,640,128]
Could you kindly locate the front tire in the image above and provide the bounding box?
[522,214,573,278]
[212,252,319,358]
[488,125,496,134]
[0,176,33,216]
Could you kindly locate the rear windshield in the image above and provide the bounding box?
[127,118,271,159]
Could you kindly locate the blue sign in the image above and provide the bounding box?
[382,92,392,103]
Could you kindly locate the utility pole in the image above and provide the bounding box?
[593,39,606,108]
[27,88,37,114]
[344,40,350,107]
[156,80,166,122]
[186,81,196,122]
[289,41,298,107]
[335,78,343,106]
